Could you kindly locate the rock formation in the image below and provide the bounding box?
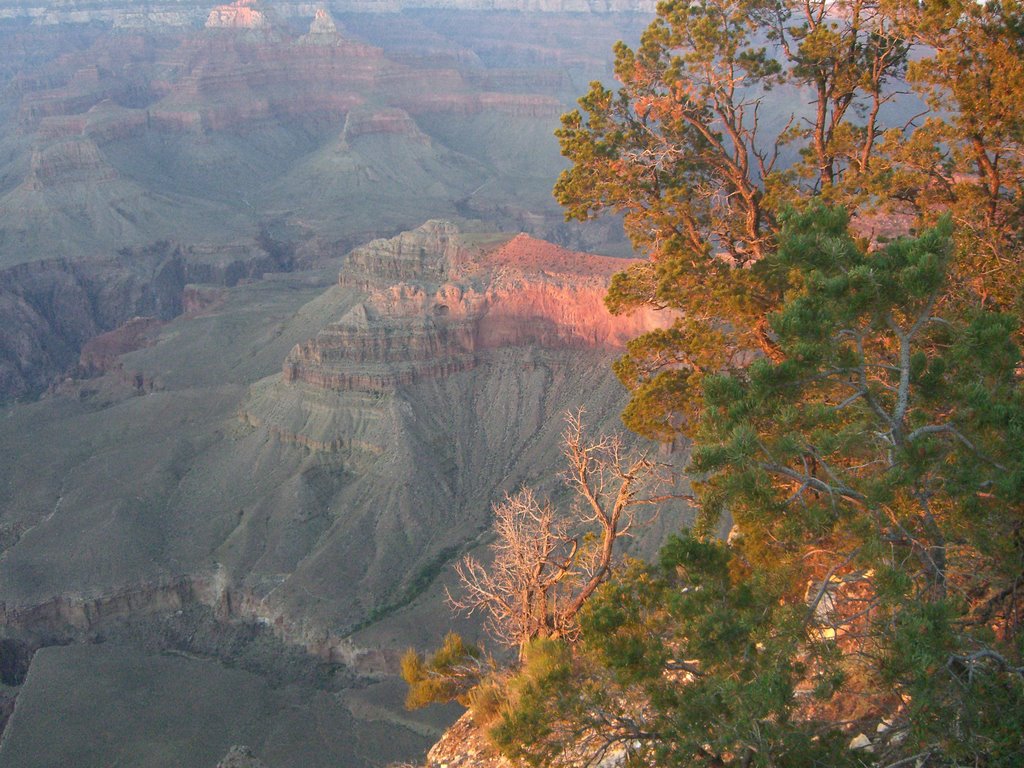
[0,1,659,27]
[205,0,271,30]
[0,12,683,767]
[21,138,119,191]
[341,106,430,145]
[284,223,670,395]
[0,240,293,400]
[425,711,512,768]
[0,216,695,767]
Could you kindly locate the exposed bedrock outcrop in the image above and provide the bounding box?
[0,253,182,400]
[285,222,671,394]
[34,102,150,144]
[340,105,428,144]
[205,0,271,30]
[307,7,339,37]
[339,219,470,286]
[426,711,510,768]
[144,35,387,133]
[77,316,163,377]
[20,137,120,190]
[11,12,562,145]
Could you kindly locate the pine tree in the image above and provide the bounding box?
[493,208,1024,767]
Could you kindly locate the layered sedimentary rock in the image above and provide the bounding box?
[205,0,271,29]
[1,5,626,270]
[10,9,561,140]
[21,138,119,190]
[340,105,428,144]
[284,222,669,395]
[0,240,291,400]
[339,219,471,286]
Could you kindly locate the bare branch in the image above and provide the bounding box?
[449,410,660,651]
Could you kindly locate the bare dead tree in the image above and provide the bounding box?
[449,410,656,653]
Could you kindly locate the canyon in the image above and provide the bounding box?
[0,220,689,767]
[0,5,686,767]
[0,3,651,402]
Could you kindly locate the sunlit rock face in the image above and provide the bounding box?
[205,0,271,30]
[283,222,671,393]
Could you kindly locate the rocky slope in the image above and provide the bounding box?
[0,2,661,413]
[0,8,676,765]
[423,712,513,768]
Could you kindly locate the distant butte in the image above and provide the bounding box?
[205,0,270,30]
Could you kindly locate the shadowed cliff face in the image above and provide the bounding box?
[0,240,292,400]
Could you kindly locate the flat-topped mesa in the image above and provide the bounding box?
[205,0,271,30]
[285,224,672,393]
[340,106,429,145]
